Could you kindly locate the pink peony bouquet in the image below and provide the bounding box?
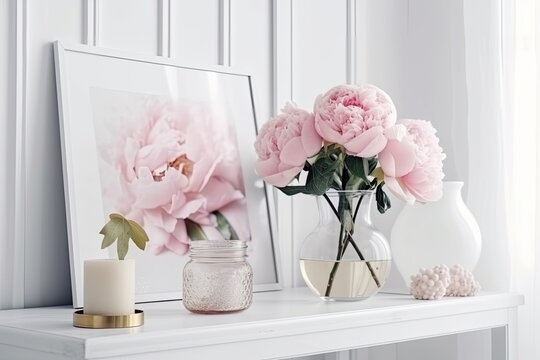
[254,84,446,210]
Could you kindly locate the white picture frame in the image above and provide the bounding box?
[54,42,282,308]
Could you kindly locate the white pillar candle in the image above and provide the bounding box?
[83,259,135,316]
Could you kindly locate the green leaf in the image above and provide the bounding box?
[99,219,122,249]
[344,156,378,183]
[375,184,392,214]
[345,174,363,190]
[214,211,239,240]
[117,231,130,260]
[128,220,149,251]
[99,213,150,260]
[341,166,350,190]
[305,156,339,195]
[185,219,208,240]
[367,157,378,174]
[109,213,128,222]
[324,144,342,157]
[344,156,365,181]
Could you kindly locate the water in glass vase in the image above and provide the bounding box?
[300,258,391,300]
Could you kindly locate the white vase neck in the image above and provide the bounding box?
[442,181,464,197]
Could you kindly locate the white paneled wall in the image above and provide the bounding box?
[99,0,160,54]
[3,0,282,310]
[0,1,486,359]
[0,0,16,310]
[292,0,348,107]
[230,0,273,126]
[23,0,85,308]
[170,0,220,62]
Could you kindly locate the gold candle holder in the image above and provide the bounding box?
[73,309,144,329]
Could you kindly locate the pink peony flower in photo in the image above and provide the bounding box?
[313,84,396,157]
[100,100,250,256]
[254,103,323,187]
[379,119,445,204]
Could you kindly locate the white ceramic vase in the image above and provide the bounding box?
[391,181,482,285]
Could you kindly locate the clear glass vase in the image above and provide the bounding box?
[300,190,391,301]
[183,240,253,313]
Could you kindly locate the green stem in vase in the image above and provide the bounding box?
[323,192,382,297]
[324,192,348,297]
[342,233,381,288]
[325,211,346,297]
[343,194,381,287]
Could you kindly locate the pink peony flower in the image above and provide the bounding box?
[99,100,250,255]
[254,103,323,187]
[377,125,417,178]
[313,84,397,157]
[379,119,445,204]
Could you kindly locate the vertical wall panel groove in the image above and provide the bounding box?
[94,0,100,46]
[84,0,97,45]
[272,0,292,112]
[0,0,15,310]
[347,0,357,84]
[219,0,231,66]
[13,0,27,309]
[355,0,367,84]
[272,0,294,288]
[158,0,170,57]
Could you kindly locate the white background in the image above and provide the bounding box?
[0,1,489,359]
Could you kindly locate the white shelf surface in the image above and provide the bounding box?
[0,288,524,360]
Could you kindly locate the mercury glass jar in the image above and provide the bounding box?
[182,240,253,313]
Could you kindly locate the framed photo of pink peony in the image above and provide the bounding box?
[54,42,281,308]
